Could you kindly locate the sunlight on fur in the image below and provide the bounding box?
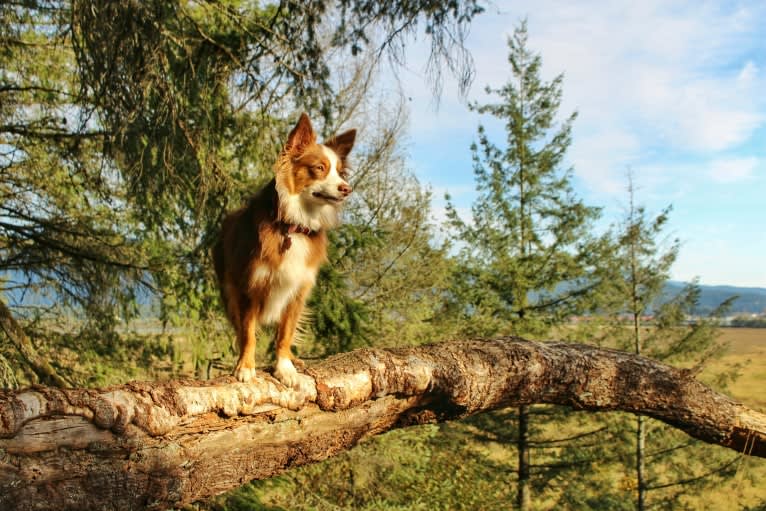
[213,113,357,389]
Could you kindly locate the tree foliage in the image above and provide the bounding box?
[595,174,741,510]
[445,20,607,339]
[0,1,159,386]
[1,0,483,386]
[1,4,761,510]
[443,20,612,510]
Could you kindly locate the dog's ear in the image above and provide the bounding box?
[285,113,316,156]
[325,129,356,161]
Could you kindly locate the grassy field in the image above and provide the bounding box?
[701,328,766,510]
[706,327,766,411]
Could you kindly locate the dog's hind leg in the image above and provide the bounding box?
[234,295,259,382]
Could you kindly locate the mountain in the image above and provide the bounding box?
[663,281,766,315]
[4,270,765,317]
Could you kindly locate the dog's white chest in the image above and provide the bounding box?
[255,236,316,325]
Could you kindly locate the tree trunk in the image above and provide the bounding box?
[636,414,647,511]
[1,337,764,511]
[517,404,531,510]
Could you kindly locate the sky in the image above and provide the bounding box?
[393,0,766,288]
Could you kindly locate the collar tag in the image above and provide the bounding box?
[280,223,313,252]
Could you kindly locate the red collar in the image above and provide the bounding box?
[271,186,316,249]
[286,224,313,235]
[279,222,316,251]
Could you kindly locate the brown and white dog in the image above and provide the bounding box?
[213,113,356,391]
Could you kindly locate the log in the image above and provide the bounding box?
[1,337,764,511]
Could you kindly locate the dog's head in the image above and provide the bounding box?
[275,113,356,231]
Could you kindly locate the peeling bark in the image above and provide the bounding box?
[0,337,764,511]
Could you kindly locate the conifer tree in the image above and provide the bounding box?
[1,0,484,385]
[600,174,741,510]
[445,20,609,509]
[0,1,157,386]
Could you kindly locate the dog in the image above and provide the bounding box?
[213,113,356,391]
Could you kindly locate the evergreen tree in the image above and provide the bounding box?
[599,174,741,510]
[0,1,157,386]
[446,20,604,337]
[340,104,455,349]
[1,0,485,386]
[445,20,609,509]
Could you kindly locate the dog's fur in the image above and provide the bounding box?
[213,113,356,390]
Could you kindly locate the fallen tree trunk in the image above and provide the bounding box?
[1,337,764,510]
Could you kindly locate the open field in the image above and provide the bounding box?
[698,328,766,510]
[707,328,766,411]
[719,328,766,356]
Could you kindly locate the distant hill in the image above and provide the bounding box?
[663,281,766,315]
[4,271,765,317]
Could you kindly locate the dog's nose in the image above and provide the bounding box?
[338,183,352,196]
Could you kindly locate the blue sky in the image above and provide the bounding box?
[394,0,766,287]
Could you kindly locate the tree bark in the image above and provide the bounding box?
[516,404,531,511]
[636,414,647,511]
[1,337,764,511]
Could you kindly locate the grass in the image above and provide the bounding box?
[706,328,766,411]
[698,328,766,510]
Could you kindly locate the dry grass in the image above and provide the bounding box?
[700,328,766,510]
[706,328,766,411]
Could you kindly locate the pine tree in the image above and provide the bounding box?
[1,0,485,386]
[445,20,609,509]
[600,174,741,510]
[0,1,156,386]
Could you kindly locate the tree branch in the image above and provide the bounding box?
[645,456,740,491]
[0,299,72,388]
[0,337,764,510]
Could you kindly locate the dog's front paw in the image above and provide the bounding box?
[233,361,257,382]
[274,357,315,395]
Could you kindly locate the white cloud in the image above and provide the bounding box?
[708,156,759,183]
[568,127,642,194]
[738,60,758,84]
[450,0,766,192]
[397,1,766,286]
[646,68,764,152]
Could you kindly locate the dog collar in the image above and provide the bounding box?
[286,224,313,235]
[280,222,315,251]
